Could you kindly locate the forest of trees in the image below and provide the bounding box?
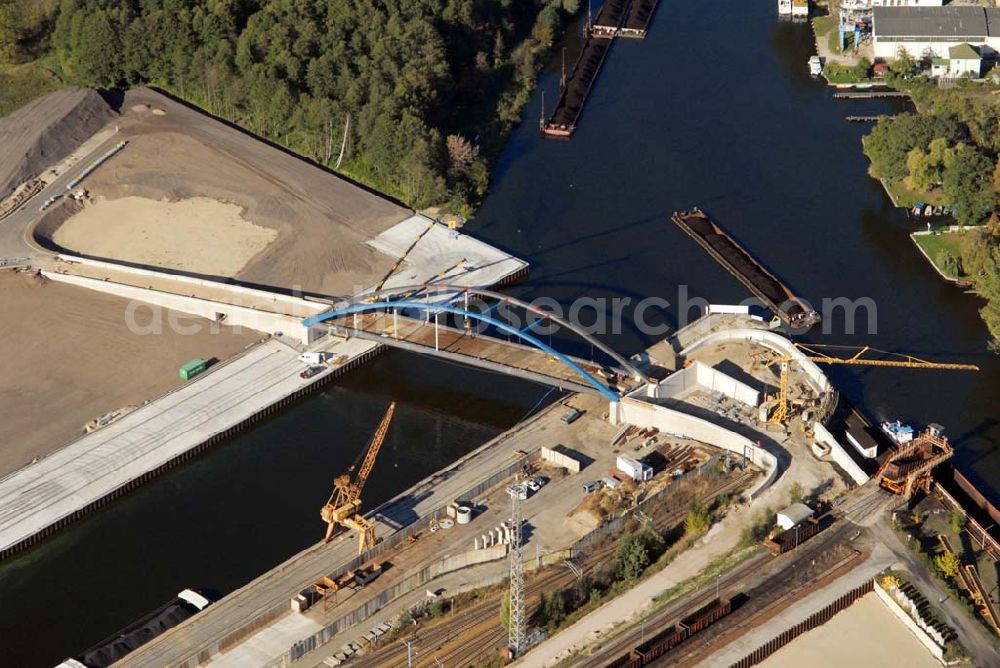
[3,0,580,211]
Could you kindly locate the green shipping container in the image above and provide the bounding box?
[179,358,207,380]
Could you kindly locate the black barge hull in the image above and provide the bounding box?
[671,208,820,329]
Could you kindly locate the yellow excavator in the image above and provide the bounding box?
[767,344,979,425]
[320,402,396,554]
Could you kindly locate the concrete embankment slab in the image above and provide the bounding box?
[0,336,378,558]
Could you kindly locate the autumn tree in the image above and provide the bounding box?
[446,134,479,178]
[935,550,961,579]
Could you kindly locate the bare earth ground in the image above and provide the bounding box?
[759,593,940,668]
[50,88,409,295]
[54,196,278,276]
[0,87,115,200]
[0,270,261,477]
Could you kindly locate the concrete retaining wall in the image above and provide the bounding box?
[610,397,778,501]
[430,544,508,578]
[44,270,312,344]
[813,422,869,485]
[694,361,760,406]
[57,253,330,314]
[44,253,328,344]
[653,361,758,406]
[541,446,582,473]
[681,328,830,393]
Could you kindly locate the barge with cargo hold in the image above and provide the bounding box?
[671,208,820,330]
[57,589,213,668]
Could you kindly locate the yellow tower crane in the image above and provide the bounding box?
[768,344,979,425]
[321,401,396,554]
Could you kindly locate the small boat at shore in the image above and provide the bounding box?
[882,420,915,445]
[912,202,925,217]
[934,205,943,216]
[924,205,933,217]
[942,206,951,215]
[809,55,823,76]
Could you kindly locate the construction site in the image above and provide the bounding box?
[27,300,968,668]
[2,83,998,668]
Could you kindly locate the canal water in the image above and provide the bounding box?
[3,1,999,665]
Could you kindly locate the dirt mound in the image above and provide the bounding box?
[0,87,116,200]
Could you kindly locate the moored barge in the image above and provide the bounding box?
[671,208,820,329]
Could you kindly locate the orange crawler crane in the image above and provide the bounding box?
[877,424,953,497]
[321,402,396,554]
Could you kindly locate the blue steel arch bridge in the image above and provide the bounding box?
[302,284,651,402]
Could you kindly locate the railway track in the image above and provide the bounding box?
[353,471,757,667]
[578,517,864,668]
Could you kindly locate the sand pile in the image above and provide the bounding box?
[54,196,278,276]
[0,87,116,200]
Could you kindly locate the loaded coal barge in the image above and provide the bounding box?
[671,208,820,330]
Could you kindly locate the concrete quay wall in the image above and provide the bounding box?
[0,337,382,560]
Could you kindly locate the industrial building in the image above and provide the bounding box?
[776,503,815,531]
[872,6,1000,62]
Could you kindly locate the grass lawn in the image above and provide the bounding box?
[813,15,834,37]
[0,61,62,118]
[811,15,841,54]
[822,62,871,84]
[913,230,967,278]
[882,179,948,208]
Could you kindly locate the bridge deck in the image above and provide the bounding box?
[330,312,619,396]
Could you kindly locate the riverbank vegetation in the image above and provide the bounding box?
[913,230,966,280]
[859,67,1000,348]
[2,0,581,213]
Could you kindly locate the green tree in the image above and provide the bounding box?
[891,47,917,78]
[684,501,711,537]
[617,533,650,580]
[950,508,966,534]
[937,251,962,278]
[865,114,961,180]
[532,5,560,48]
[942,144,995,226]
[906,137,950,191]
[935,550,961,579]
[853,57,872,80]
[960,226,1000,349]
[0,1,19,63]
[540,590,567,628]
[789,482,805,504]
[47,0,574,212]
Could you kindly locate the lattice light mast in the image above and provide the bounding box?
[507,484,526,656]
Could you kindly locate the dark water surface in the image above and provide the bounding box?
[2,1,998,665]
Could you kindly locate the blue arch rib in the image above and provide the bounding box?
[304,302,620,402]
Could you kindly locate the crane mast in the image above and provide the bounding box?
[321,401,396,553]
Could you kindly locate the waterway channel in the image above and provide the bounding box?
[2,1,999,665]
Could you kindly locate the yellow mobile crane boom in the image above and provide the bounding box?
[769,344,979,424]
[321,402,397,554]
[366,220,436,301]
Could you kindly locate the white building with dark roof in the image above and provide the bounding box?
[872,6,1000,61]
